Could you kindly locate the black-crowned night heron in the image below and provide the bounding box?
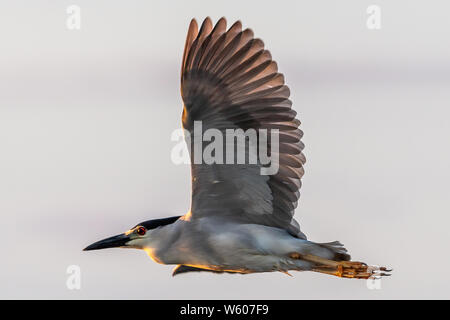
[84,17,391,279]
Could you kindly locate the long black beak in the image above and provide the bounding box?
[83,233,130,251]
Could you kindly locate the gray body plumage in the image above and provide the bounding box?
[139,216,346,274]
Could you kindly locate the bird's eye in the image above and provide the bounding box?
[136,227,146,236]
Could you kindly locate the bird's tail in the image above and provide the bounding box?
[317,241,351,261]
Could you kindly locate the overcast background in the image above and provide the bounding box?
[1,0,449,299]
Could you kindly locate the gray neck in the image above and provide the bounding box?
[143,219,184,264]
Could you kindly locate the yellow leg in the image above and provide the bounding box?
[289,253,391,279]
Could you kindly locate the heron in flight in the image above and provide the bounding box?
[84,17,390,279]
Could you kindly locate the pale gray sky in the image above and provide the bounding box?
[1,0,449,299]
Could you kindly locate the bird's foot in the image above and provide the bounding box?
[332,261,391,279]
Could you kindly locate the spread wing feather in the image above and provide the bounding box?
[181,17,306,239]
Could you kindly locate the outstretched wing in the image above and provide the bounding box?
[181,18,306,239]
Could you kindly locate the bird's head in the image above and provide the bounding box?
[83,216,181,251]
